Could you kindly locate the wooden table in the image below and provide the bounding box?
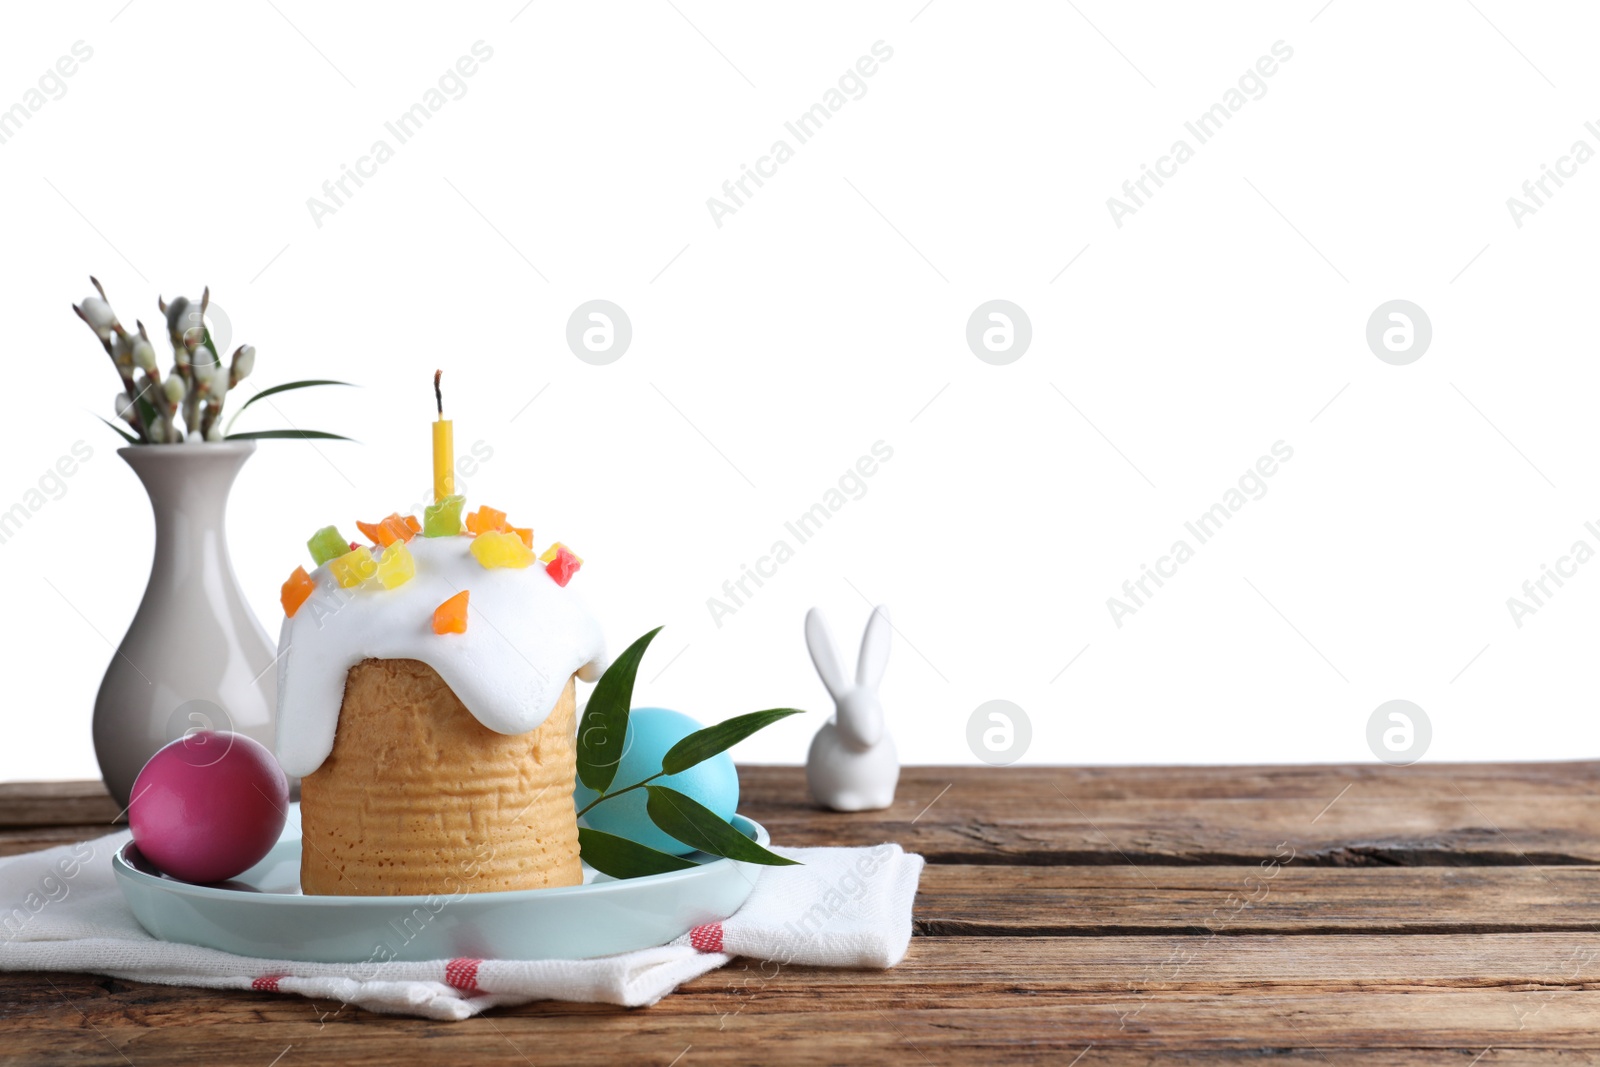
[3,763,1599,1064]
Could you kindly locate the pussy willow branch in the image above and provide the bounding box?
[75,301,149,442]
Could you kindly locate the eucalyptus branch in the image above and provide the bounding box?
[575,770,667,820]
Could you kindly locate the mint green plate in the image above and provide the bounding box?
[112,803,767,963]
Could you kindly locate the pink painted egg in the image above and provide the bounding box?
[128,730,288,883]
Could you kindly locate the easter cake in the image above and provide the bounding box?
[274,499,603,896]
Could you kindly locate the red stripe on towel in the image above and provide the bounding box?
[251,975,285,992]
[688,922,724,953]
[445,957,483,993]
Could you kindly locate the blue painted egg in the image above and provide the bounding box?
[573,707,740,856]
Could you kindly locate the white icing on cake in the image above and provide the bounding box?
[275,535,605,778]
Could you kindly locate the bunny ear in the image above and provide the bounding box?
[805,607,849,702]
[857,604,891,690]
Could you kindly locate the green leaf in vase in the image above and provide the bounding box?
[233,379,354,415]
[134,394,160,440]
[95,414,139,444]
[225,429,355,441]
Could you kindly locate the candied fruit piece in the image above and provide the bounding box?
[379,513,415,546]
[307,525,349,566]
[471,530,534,569]
[280,566,315,618]
[329,546,378,588]
[469,531,531,569]
[538,541,582,566]
[356,514,414,548]
[465,505,508,535]
[423,494,466,537]
[546,545,583,587]
[402,514,421,534]
[376,542,415,589]
[511,526,533,549]
[433,590,469,634]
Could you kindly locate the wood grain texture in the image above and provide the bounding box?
[4,763,1600,1064]
[7,939,1600,1062]
[0,825,114,858]
[914,864,1600,936]
[740,764,1600,865]
[0,780,119,828]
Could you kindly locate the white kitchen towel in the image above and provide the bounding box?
[0,832,922,1020]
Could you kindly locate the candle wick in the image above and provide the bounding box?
[434,369,443,417]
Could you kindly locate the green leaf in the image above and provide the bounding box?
[225,429,355,441]
[234,379,354,415]
[95,414,139,445]
[645,786,800,866]
[661,708,805,776]
[576,626,662,793]
[578,827,699,879]
[134,394,160,437]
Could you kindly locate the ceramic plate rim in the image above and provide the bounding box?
[112,813,771,906]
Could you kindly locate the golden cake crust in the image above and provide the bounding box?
[299,657,583,896]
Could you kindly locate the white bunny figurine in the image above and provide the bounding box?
[804,605,899,812]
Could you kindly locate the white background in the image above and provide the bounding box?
[1,0,1595,783]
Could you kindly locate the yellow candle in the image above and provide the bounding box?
[433,418,454,501]
[432,370,454,501]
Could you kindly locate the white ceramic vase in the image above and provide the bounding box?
[93,441,278,809]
